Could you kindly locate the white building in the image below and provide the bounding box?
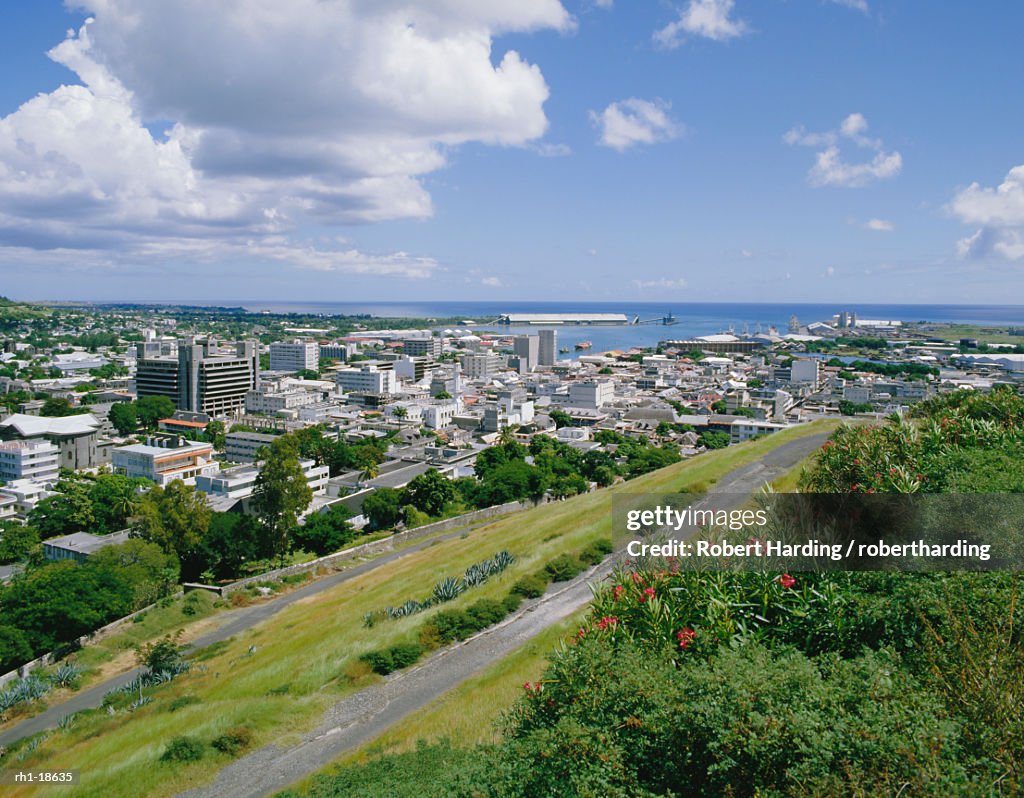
[195,459,328,501]
[224,431,280,462]
[730,420,787,444]
[566,381,615,409]
[422,400,461,429]
[0,440,60,484]
[790,359,821,386]
[336,365,397,395]
[245,387,317,415]
[0,479,55,519]
[112,438,219,486]
[269,340,319,373]
[538,329,557,367]
[460,352,505,380]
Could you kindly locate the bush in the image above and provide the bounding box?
[211,726,253,755]
[511,574,548,599]
[429,610,473,644]
[160,735,206,763]
[543,554,585,583]
[359,643,426,675]
[465,598,508,629]
[579,539,613,566]
[502,592,524,614]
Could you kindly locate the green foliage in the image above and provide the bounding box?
[838,399,873,415]
[697,430,730,450]
[88,539,179,609]
[0,521,40,564]
[160,735,206,763]
[543,554,586,582]
[28,480,96,538]
[252,435,314,564]
[199,512,271,580]
[362,488,404,531]
[402,469,455,517]
[359,642,426,675]
[211,726,253,755]
[511,574,548,599]
[292,507,355,556]
[134,481,211,580]
[136,633,185,675]
[548,408,573,428]
[40,397,90,417]
[135,395,176,429]
[578,538,613,566]
[0,624,33,673]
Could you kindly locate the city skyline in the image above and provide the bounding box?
[1,1,1023,304]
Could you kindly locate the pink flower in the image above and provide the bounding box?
[779,573,796,589]
[595,616,619,631]
[613,585,625,601]
[631,572,644,585]
[676,628,696,650]
[643,587,656,598]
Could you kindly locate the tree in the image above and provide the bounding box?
[292,507,355,556]
[88,473,144,533]
[133,481,212,579]
[402,469,455,517]
[393,406,409,421]
[0,560,133,655]
[362,488,404,531]
[0,624,33,673]
[549,409,573,429]
[434,391,452,400]
[204,419,226,450]
[135,395,176,429]
[136,633,185,675]
[252,436,314,564]
[28,480,96,539]
[88,539,179,609]
[0,522,40,564]
[108,401,138,435]
[698,430,731,450]
[476,461,547,506]
[40,397,87,417]
[295,368,320,380]
[200,512,270,580]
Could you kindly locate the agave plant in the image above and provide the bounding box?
[57,714,76,732]
[432,576,466,603]
[492,550,515,571]
[11,676,50,704]
[462,564,489,587]
[0,689,18,713]
[127,696,152,711]
[52,662,84,688]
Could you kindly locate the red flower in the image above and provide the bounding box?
[613,585,625,601]
[779,573,796,589]
[643,586,656,598]
[676,628,696,650]
[631,572,644,585]
[595,615,619,631]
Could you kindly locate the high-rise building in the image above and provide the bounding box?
[460,352,505,380]
[538,329,557,367]
[269,340,319,373]
[513,335,539,371]
[403,338,442,358]
[135,339,259,416]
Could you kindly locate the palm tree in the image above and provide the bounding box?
[498,425,519,445]
[359,461,380,484]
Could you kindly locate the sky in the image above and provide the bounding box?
[1,0,1023,305]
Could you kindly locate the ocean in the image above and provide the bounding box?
[222,301,1024,359]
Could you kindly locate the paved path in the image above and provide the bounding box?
[174,430,830,798]
[0,514,516,748]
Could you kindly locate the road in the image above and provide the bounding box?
[175,430,830,798]
[0,512,523,748]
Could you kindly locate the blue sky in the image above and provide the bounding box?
[1,0,1022,305]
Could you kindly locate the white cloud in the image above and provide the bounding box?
[824,266,836,277]
[829,0,870,13]
[633,277,688,290]
[654,0,749,48]
[950,165,1024,260]
[864,218,894,232]
[590,98,682,152]
[740,248,753,258]
[481,276,505,287]
[785,113,902,188]
[0,1,572,273]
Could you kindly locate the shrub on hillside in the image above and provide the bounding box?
[511,574,548,599]
[211,726,253,756]
[160,735,206,763]
[543,554,585,583]
[578,538,613,566]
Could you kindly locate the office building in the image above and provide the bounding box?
[135,339,259,416]
[566,381,615,409]
[403,338,442,358]
[196,459,328,501]
[538,329,557,367]
[269,340,319,373]
[790,359,820,386]
[460,352,505,380]
[336,365,397,395]
[513,335,539,371]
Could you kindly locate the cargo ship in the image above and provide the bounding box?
[574,341,593,351]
